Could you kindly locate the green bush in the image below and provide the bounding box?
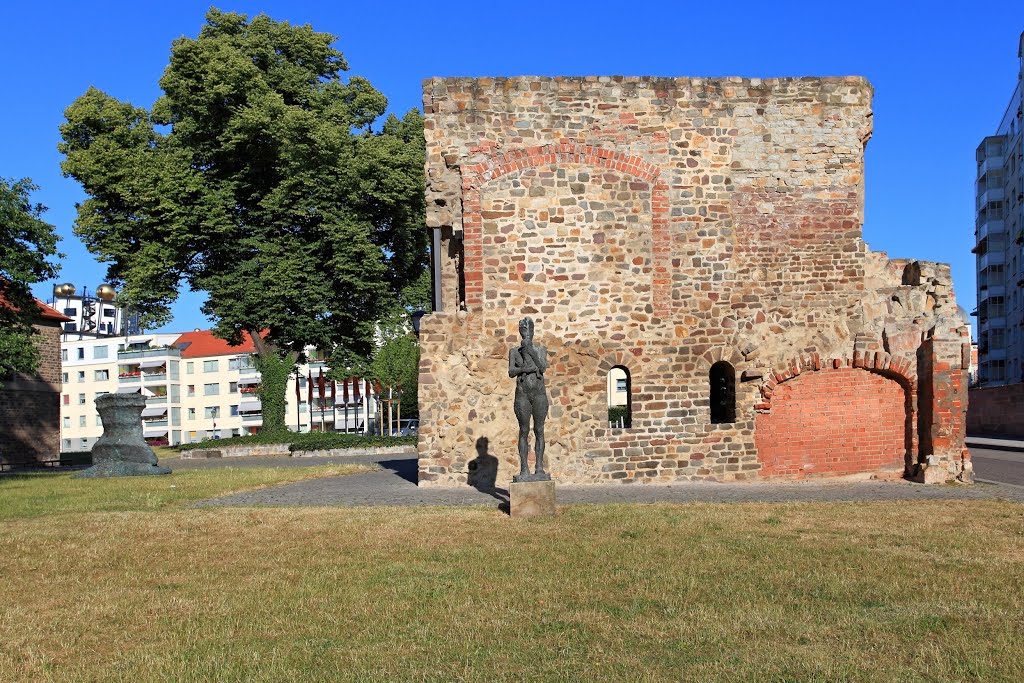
[608,405,631,427]
[174,431,415,453]
[287,433,416,453]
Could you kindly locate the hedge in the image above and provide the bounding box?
[174,431,416,453]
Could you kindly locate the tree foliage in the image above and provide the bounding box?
[58,8,426,430]
[0,178,62,384]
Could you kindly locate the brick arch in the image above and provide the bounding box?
[459,144,670,318]
[462,144,662,188]
[696,346,745,371]
[754,352,917,479]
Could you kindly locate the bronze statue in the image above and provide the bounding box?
[508,317,551,482]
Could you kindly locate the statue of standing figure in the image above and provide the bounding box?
[508,317,551,482]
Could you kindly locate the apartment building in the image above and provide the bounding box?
[60,329,382,450]
[59,333,181,452]
[975,31,1024,386]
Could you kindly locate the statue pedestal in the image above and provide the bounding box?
[74,393,171,478]
[509,480,555,518]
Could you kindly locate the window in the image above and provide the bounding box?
[62,372,68,384]
[229,381,238,393]
[63,394,70,405]
[205,406,220,419]
[96,415,102,426]
[710,361,737,424]
[61,349,68,362]
[63,307,77,317]
[103,307,116,318]
[187,408,196,421]
[171,407,181,426]
[93,346,108,359]
[78,393,86,405]
[63,439,71,450]
[204,383,219,396]
[607,366,632,429]
[230,404,239,416]
[186,362,194,375]
[228,357,240,371]
[204,360,219,373]
[80,438,88,449]
[187,385,195,397]
[63,416,70,428]
[79,415,86,427]
[94,369,110,381]
[77,347,85,360]
[77,371,85,383]
[95,391,107,399]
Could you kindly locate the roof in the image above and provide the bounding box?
[0,286,72,322]
[35,299,72,322]
[173,329,262,358]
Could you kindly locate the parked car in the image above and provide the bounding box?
[398,419,419,436]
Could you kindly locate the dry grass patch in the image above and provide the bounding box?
[1,500,1022,681]
[0,463,371,521]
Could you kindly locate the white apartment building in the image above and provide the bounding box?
[60,330,383,451]
[59,333,181,452]
[974,31,1024,385]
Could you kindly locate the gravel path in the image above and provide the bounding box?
[193,453,1024,509]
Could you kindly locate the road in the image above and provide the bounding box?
[968,446,1024,487]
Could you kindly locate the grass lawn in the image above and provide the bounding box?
[0,479,1022,682]
[0,463,370,521]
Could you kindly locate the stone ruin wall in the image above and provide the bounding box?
[418,76,970,487]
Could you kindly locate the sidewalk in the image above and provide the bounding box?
[967,435,1024,452]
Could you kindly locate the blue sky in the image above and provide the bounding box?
[3,1,1022,333]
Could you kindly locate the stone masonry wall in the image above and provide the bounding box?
[418,76,971,487]
[0,321,63,466]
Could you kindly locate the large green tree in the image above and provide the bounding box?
[0,178,62,386]
[59,8,426,433]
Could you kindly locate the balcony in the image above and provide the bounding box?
[979,252,1005,271]
[118,374,142,383]
[146,395,168,404]
[977,154,1005,178]
[241,414,263,423]
[977,218,1006,242]
[979,284,1006,300]
[142,372,167,382]
[977,186,1005,209]
[118,347,181,360]
[143,419,168,428]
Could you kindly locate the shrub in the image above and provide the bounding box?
[174,431,416,453]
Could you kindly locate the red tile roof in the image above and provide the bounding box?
[35,299,71,322]
[173,329,262,358]
[0,287,72,322]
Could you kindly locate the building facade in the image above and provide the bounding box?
[974,31,1024,386]
[418,75,971,487]
[59,330,382,450]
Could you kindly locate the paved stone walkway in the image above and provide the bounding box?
[191,453,1024,509]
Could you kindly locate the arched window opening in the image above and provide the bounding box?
[710,361,736,424]
[607,366,632,429]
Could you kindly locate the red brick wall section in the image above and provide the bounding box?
[755,367,907,478]
[0,321,63,465]
[967,384,1024,436]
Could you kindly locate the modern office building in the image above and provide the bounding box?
[59,329,383,450]
[974,31,1024,386]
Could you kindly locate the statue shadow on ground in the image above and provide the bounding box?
[468,437,510,513]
